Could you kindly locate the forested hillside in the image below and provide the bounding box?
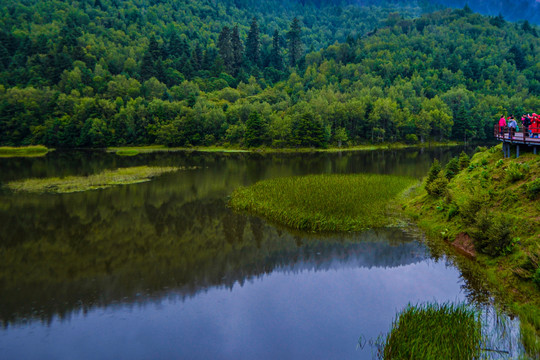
[430,0,540,25]
[0,0,539,148]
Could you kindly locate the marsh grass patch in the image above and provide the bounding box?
[229,173,416,232]
[0,145,50,157]
[6,166,184,193]
[383,303,483,360]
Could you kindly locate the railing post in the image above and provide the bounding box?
[516,144,519,158]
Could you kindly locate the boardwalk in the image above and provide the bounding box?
[494,124,540,157]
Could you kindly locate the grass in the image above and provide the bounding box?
[6,166,182,193]
[115,149,139,156]
[0,145,50,157]
[382,303,483,360]
[403,144,540,356]
[107,141,460,155]
[229,173,417,232]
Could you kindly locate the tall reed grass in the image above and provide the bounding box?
[229,174,416,232]
[383,303,483,360]
[6,166,181,193]
[0,145,49,157]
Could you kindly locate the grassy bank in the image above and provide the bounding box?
[6,166,182,193]
[403,144,540,355]
[0,145,50,157]
[382,303,483,359]
[108,141,460,155]
[229,174,416,232]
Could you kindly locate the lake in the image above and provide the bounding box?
[0,147,520,359]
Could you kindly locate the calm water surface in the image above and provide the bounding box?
[0,147,516,359]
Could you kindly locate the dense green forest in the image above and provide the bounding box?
[0,0,539,148]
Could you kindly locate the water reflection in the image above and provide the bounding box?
[0,146,502,359]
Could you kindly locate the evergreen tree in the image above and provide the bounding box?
[287,17,303,67]
[148,35,161,61]
[141,51,156,80]
[245,112,264,147]
[293,112,325,148]
[218,26,233,72]
[269,30,283,70]
[246,18,261,66]
[167,32,183,58]
[231,25,244,74]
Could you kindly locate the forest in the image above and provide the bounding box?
[0,0,539,148]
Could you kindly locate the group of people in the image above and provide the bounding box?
[498,113,540,139]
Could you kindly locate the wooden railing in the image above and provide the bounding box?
[494,124,540,144]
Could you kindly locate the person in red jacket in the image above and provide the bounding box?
[498,115,507,138]
[531,114,539,138]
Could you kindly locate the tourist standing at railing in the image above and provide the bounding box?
[531,114,540,138]
[499,115,507,138]
[508,115,517,140]
[522,114,531,138]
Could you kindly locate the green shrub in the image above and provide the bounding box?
[444,157,459,180]
[458,151,470,169]
[475,146,487,153]
[526,178,540,200]
[496,159,504,168]
[459,192,486,225]
[472,210,514,257]
[405,134,418,144]
[505,162,527,182]
[447,203,459,220]
[426,174,448,198]
[426,159,441,185]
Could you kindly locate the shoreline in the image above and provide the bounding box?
[401,145,540,355]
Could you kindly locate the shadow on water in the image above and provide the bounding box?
[0,145,502,350]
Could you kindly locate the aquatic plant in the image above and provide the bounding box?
[115,149,139,156]
[383,303,483,360]
[229,173,416,232]
[0,145,49,157]
[6,166,183,193]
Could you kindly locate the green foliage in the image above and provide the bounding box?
[458,190,487,225]
[244,112,265,147]
[444,157,460,180]
[0,145,49,157]
[472,210,514,257]
[0,1,539,149]
[534,267,540,289]
[382,303,482,360]
[229,173,416,232]
[505,162,528,183]
[6,166,182,193]
[458,151,470,170]
[426,159,442,185]
[426,173,448,198]
[526,178,540,200]
[292,112,326,148]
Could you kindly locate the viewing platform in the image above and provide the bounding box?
[494,124,540,158]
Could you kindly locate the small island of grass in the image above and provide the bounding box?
[6,166,182,193]
[382,303,483,360]
[229,173,416,232]
[0,145,50,157]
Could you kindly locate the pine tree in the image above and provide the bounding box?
[218,26,233,72]
[245,112,264,147]
[231,25,244,74]
[269,30,283,70]
[148,35,161,61]
[245,17,261,66]
[287,17,303,67]
[167,32,183,58]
